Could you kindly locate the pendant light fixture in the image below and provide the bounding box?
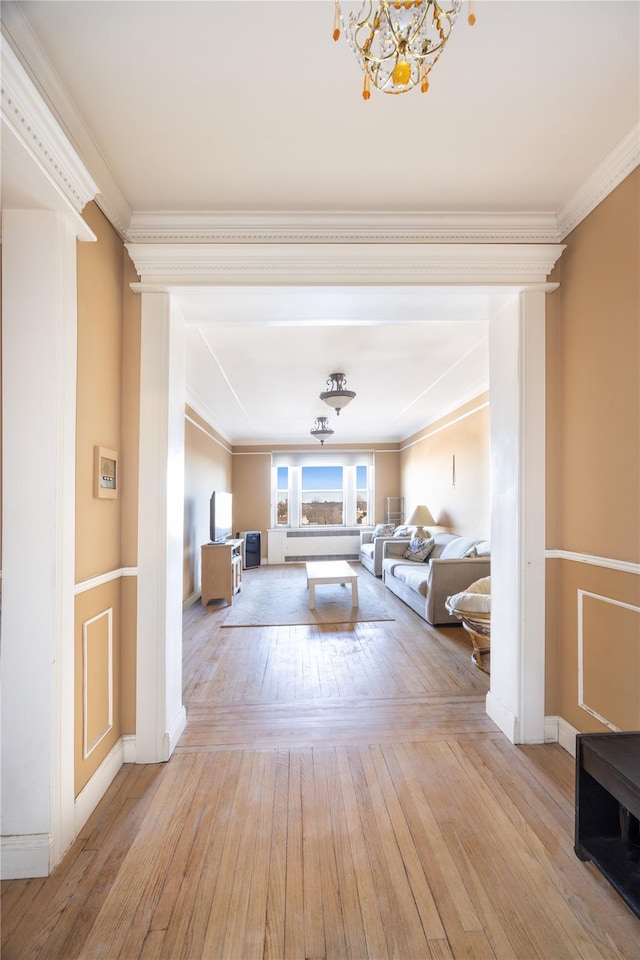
[310,416,335,445]
[319,373,356,416]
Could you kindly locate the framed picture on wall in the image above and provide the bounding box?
[94,446,118,499]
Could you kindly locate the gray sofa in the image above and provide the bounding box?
[359,527,417,577]
[382,533,490,625]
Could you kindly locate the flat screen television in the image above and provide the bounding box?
[210,491,233,543]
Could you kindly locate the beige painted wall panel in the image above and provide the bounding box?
[546,170,640,735]
[581,592,640,730]
[76,203,124,581]
[183,408,232,600]
[372,451,401,525]
[553,558,639,732]
[83,610,112,755]
[401,395,490,538]
[551,171,639,563]
[232,452,271,549]
[75,581,121,795]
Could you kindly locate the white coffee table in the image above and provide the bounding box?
[305,560,359,609]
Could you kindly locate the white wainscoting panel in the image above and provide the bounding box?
[82,608,113,759]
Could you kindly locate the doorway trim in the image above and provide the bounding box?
[128,240,564,754]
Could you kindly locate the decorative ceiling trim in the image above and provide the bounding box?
[126,210,561,245]
[557,122,640,240]
[126,242,566,286]
[1,38,99,214]
[1,2,132,237]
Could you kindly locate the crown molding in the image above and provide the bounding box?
[125,241,566,286]
[1,1,132,237]
[126,210,561,245]
[1,38,99,218]
[557,122,640,240]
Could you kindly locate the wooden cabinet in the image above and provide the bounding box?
[201,539,243,607]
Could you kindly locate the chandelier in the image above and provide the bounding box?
[333,0,475,99]
[310,416,335,445]
[319,373,356,416]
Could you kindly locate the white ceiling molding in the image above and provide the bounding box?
[126,210,561,245]
[126,242,566,287]
[1,38,99,221]
[0,1,132,237]
[557,122,640,240]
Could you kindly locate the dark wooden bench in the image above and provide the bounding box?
[575,731,640,919]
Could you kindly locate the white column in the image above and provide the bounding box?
[135,292,186,763]
[1,211,78,877]
[487,290,546,744]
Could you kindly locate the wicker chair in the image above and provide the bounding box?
[445,576,491,673]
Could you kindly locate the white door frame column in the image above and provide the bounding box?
[1,211,85,877]
[135,291,187,763]
[1,40,98,879]
[486,290,548,743]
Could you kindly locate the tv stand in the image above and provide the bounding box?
[201,539,243,607]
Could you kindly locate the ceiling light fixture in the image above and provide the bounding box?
[319,373,356,416]
[310,417,335,445]
[333,0,475,99]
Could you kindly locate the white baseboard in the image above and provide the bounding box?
[122,734,137,763]
[486,691,518,742]
[164,705,187,760]
[182,590,201,611]
[75,737,125,835]
[558,717,579,757]
[544,715,559,743]
[0,832,53,879]
[542,714,579,757]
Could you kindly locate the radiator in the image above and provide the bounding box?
[267,528,361,564]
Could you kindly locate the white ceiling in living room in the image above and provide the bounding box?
[179,285,504,444]
[2,0,639,444]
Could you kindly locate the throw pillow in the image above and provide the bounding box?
[463,540,490,558]
[393,525,411,537]
[371,523,395,538]
[403,536,435,562]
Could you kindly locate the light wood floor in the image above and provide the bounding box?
[3,565,640,959]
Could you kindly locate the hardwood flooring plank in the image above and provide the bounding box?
[283,749,305,960]
[263,749,289,960]
[77,754,207,960]
[334,747,390,959]
[4,568,640,960]
[301,748,326,960]
[318,747,369,960]
[199,751,258,958]
[159,751,242,960]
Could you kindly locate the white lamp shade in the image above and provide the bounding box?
[407,505,435,527]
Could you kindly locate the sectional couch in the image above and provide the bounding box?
[382,532,490,625]
[359,524,421,577]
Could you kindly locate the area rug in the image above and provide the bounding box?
[222,567,394,627]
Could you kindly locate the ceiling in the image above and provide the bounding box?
[2,0,639,443]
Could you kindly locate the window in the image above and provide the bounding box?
[301,465,343,525]
[271,456,372,528]
[356,464,369,525]
[276,466,289,526]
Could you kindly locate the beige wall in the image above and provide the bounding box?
[545,169,640,730]
[75,202,140,791]
[400,394,490,538]
[183,406,232,601]
[232,452,271,554]
[372,450,401,525]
